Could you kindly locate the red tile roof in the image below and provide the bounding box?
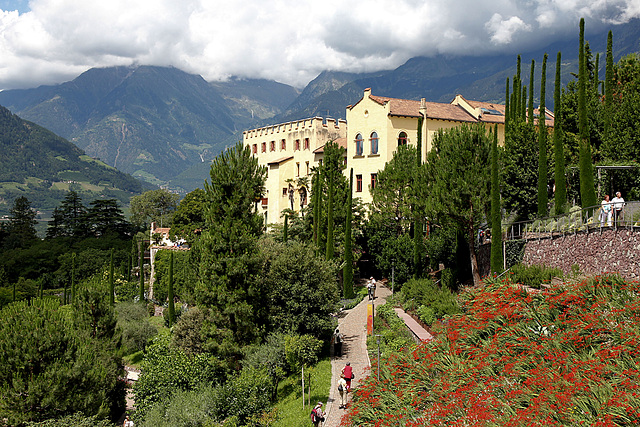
[368,95,487,123]
[313,137,347,153]
[267,156,294,165]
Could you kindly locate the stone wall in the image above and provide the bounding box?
[522,229,640,280]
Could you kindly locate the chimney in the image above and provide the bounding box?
[420,98,427,118]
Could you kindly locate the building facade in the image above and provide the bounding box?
[346,88,508,206]
[243,117,347,225]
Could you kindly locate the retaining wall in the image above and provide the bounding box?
[522,229,640,280]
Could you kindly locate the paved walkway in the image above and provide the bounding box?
[322,285,392,427]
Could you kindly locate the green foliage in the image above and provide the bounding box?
[424,124,491,286]
[243,332,289,401]
[343,168,355,298]
[170,188,207,243]
[192,142,266,355]
[537,53,549,217]
[116,301,158,354]
[284,334,323,371]
[509,263,563,289]
[504,239,527,268]
[371,303,415,356]
[133,335,221,420]
[153,249,197,305]
[25,413,116,427]
[503,121,539,220]
[364,230,414,287]
[400,278,460,321]
[4,196,38,249]
[0,297,125,424]
[171,306,207,354]
[553,51,567,215]
[257,239,339,339]
[130,189,180,229]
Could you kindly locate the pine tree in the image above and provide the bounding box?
[168,251,175,326]
[554,51,567,215]
[343,168,355,299]
[537,53,549,217]
[490,125,503,273]
[71,252,76,304]
[578,18,597,211]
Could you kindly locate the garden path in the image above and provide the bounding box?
[322,284,394,427]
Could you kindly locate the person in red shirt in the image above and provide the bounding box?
[341,362,354,389]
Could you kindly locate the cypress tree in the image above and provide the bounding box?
[312,172,319,247]
[578,18,597,211]
[63,281,67,305]
[505,78,510,131]
[521,85,527,120]
[109,248,114,306]
[538,53,549,217]
[283,214,289,242]
[490,125,503,273]
[528,59,535,124]
[604,30,613,141]
[554,51,567,215]
[12,282,15,303]
[413,115,425,278]
[343,168,355,299]
[138,241,145,302]
[325,176,334,260]
[168,251,175,326]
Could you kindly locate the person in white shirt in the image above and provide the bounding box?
[601,195,612,227]
[611,191,625,226]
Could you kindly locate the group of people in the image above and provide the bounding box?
[601,191,626,227]
[311,362,354,426]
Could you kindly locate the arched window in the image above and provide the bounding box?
[370,132,379,155]
[398,132,407,146]
[355,133,364,156]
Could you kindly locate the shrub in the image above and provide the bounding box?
[116,301,157,354]
[509,263,563,289]
[400,278,460,319]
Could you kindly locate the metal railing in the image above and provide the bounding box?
[505,201,640,241]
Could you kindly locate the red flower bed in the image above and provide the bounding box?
[343,275,640,426]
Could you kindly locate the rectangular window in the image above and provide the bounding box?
[270,141,275,151]
[282,187,288,196]
[281,139,286,150]
[371,173,377,190]
[252,144,257,154]
[356,174,362,192]
[296,162,300,177]
[304,138,310,150]
[295,139,300,151]
[261,142,266,153]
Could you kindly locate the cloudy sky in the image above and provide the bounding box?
[0,0,638,90]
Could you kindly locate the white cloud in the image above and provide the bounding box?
[0,0,638,90]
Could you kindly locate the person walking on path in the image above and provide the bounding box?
[333,329,343,357]
[367,277,376,300]
[337,375,348,409]
[311,401,326,426]
[341,362,354,390]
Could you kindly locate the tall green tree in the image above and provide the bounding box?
[5,196,38,249]
[604,30,614,141]
[424,124,491,286]
[554,51,567,215]
[490,125,503,274]
[130,189,180,229]
[343,168,355,299]
[138,241,145,302]
[109,248,115,306]
[537,53,549,217]
[193,142,266,352]
[46,191,86,239]
[528,59,535,124]
[320,140,346,260]
[167,251,175,326]
[414,114,426,278]
[85,199,130,238]
[578,18,597,211]
[169,188,207,244]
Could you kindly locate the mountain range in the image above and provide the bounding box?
[0,19,638,194]
[0,105,152,217]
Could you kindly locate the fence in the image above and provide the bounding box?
[505,201,640,241]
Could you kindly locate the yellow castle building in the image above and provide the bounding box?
[243,88,542,225]
[242,117,347,225]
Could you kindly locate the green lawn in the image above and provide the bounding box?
[272,358,332,426]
